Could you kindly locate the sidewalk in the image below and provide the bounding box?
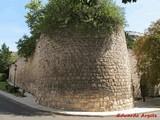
[0,87,160,117]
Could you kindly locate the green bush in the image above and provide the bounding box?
[17,0,125,59]
[5,85,14,93]
[5,85,20,93]
[0,73,7,82]
[42,0,125,37]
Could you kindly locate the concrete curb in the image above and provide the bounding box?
[0,89,160,117]
[51,108,160,117]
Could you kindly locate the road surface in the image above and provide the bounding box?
[0,94,160,120]
[0,94,49,116]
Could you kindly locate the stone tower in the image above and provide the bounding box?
[9,28,134,112]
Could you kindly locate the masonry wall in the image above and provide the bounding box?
[9,28,134,112]
[128,49,141,98]
[128,50,160,98]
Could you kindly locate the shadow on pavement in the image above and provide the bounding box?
[0,94,54,116]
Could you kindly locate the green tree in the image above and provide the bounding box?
[0,43,12,73]
[125,31,135,49]
[42,0,124,36]
[10,52,18,62]
[17,0,125,59]
[16,0,44,59]
[122,0,137,3]
[134,19,160,101]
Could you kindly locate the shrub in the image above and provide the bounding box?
[5,85,19,93]
[0,73,7,82]
[42,0,125,37]
[17,0,125,59]
[5,85,13,93]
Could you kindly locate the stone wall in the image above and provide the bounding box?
[9,28,134,112]
[128,50,160,98]
[128,49,141,98]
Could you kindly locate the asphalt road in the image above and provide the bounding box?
[0,93,160,120]
[0,94,50,116]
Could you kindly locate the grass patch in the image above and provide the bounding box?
[0,81,25,97]
[0,81,10,91]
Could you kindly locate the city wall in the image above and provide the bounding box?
[9,29,134,111]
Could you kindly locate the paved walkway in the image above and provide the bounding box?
[0,89,160,117]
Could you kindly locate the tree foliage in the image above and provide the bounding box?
[16,0,43,59]
[122,0,137,3]
[125,31,135,49]
[17,0,125,58]
[134,19,160,86]
[42,0,125,36]
[0,43,12,73]
[17,35,37,59]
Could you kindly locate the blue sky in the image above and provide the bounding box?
[0,0,160,51]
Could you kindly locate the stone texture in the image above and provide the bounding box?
[128,49,160,98]
[9,28,134,111]
[128,49,141,98]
